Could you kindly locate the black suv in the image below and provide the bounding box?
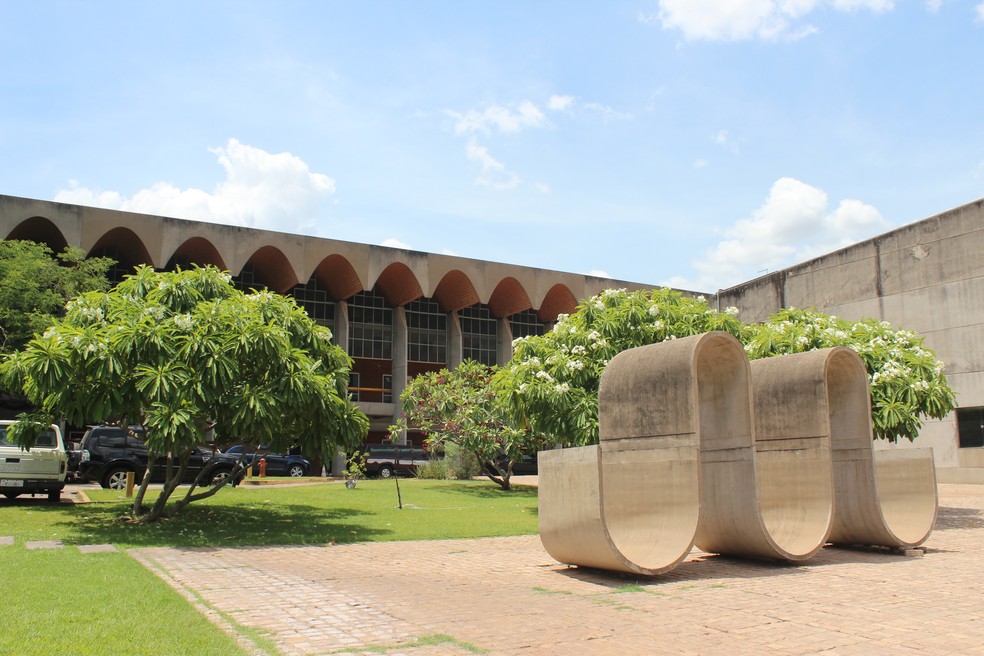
[78,426,243,489]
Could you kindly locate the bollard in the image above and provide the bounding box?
[125,471,135,497]
[258,457,267,477]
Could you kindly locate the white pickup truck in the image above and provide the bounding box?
[0,420,68,502]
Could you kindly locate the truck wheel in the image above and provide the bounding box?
[103,468,131,490]
[379,465,393,479]
[47,489,61,503]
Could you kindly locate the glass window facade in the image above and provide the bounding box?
[957,406,984,448]
[509,309,545,340]
[292,274,335,334]
[232,262,267,292]
[460,303,497,366]
[348,291,392,360]
[406,298,448,364]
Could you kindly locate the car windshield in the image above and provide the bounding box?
[0,427,57,448]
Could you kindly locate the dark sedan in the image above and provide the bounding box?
[224,444,311,477]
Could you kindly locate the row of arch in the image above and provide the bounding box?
[6,208,636,323]
[6,215,585,322]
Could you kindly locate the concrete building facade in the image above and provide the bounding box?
[2,193,982,481]
[715,198,984,482]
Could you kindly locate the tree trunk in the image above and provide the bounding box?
[137,452,189,524]
[130,454,156,518]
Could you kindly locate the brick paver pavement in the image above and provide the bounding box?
[131,484,984,655]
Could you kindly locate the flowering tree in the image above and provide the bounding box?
[495,288,954,446]
[1,265,368,522]
[393,360,543,491]
[742,307,954,442]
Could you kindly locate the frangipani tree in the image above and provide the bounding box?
[1,266,368,522]
[393,360,543,491]
[495,288,954,446]
[742,307,955,442]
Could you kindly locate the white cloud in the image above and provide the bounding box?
[715,129,741,154]
[666,177,890,291]
[534,182,552,194]
[650,0,893,42]
[465,138,520,191]
[925,0,942,12]
[976,2,984,22]
[583,102,633,122]
[381,238,412,250]
[447,100,547,135]
[587,269,612,278]
[693,159,709,169]
[54,139,335,233]
[548,95,575,111]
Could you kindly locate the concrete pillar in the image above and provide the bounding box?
[392,305,408,430]
[497,317,513,366]
[448,310,463,370]
[332,300,350,476]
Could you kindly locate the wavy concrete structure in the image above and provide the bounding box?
[538,332,937,576]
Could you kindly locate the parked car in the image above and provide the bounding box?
[223,444,311,477]
[78,425,243,490]
[485,451,538,476]
[0,420,68,502]
[362,444,432,478]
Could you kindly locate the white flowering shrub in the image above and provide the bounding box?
[494,289,954,446]
[741,307,954,442]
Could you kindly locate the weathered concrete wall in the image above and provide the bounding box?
[716,198,984,471]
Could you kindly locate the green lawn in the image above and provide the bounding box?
[0,479,538,656]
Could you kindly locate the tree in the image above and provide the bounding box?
[393,360,543,491]
[741,307,955,442]
[1,265,368,522]
[0,240,114,354]
[494,288,954,446]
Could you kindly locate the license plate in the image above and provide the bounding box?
[0,479,24,487]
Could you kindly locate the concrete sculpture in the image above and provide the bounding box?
[538,331,937,575]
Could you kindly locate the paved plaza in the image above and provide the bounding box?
[130,483,984,656]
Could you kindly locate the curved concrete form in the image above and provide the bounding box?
[539,333,937,576]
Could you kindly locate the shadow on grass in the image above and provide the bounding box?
[28,502,392,548]
[431,482,538,499]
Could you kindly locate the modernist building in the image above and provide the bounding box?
[1,193,982,481]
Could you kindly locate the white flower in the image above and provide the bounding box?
[571,345,587,355]
[554,383,570,393]
[511,336,527,348]
[648,304,660,317]
[724,306,740,316]
[535,370,554,383]
[565,360,585,371]
[173,314,194,331]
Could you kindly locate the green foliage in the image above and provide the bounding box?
[742,307,955,442]
[495,288,954,445]
[495,288,743,446]
[395,360,543,490]
[345,450,369,480]
[414,456,450,479]
[1,265,368,518]
[443,441,483,479]
[0,240,113,353]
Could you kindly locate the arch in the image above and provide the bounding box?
[487,276,533,319]
[88,227,154,282]
[537,283,577,322]
[165,236,226,271]
[312,254,364,301]
[239,245,298,293]
[6,216,69,253]
[373,262,423,307]
[432,269,479,312]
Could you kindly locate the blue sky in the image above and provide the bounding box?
[3,1,983,293]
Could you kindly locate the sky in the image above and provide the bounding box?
[2,1,983,294]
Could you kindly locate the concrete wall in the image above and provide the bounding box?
[716,198,984,475]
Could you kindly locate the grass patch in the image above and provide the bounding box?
[0,546,249,656]
[2,479,538,548]
[0,479,538,656]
